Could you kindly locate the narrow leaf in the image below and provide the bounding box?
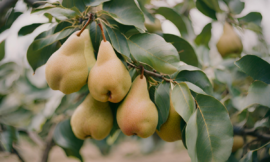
[18,23,44,36]
[171,82,195,122]
[84,0,110,6]
[155,82,171,130]
[0,41,5,61]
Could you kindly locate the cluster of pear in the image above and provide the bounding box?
[216,22,243,58]
[45,29,182,142]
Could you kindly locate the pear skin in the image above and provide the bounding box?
[156,99,182,142]
[46,30,96,94]
[88,40,131,103]
[232,135,244,152]
[117,75,158,138]
[216,22,243,57]
[70,93,113,140]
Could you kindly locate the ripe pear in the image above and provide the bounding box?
[216,22,243,57]
[45,30,96,94]
[88,40,131,103]
[117,75,158,138]
[156,99,182,142]
[232,135,244,152]
[70,93,113,140]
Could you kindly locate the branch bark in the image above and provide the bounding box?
[41,125,56,162]
[234,126,270,141]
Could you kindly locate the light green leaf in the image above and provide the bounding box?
[171,82,195,122]
[62,0,86,12]
[103,0,145,30]
[201,0,221,12]
[0,41,5,61]
[33,7,80,20]
[84,0,110,6]
[186,94,233,162]
[128,33,180,75]
[228,0,245,14]
[238,12,262,26]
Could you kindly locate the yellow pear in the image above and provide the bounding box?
[145,18,162,33]
[117,75,158,138]
[88,40,131,103]
[232,135,244,152]
[216,22,243,57]
[45,30,96,94]
[70,93,113,140]
[156,99,182,142]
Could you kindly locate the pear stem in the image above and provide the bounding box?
[77,13,92,37]
[140,65,144,79]
[98,23,106,42]
[126,62,176,83]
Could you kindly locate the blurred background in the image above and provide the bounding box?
[0,0,269,161]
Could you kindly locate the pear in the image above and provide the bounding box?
[216,22,243,57]
[88,40,131,103]
[45,30,96,94]
[70,93,113,140]
[145,18,162,33]
[117,75,158,138]
[232,135,244,152]
[156,99,182,142]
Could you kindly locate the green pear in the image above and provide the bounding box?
[156,99,182,142]
[145,18,162,33]
[70,93,113,140]
[45,30,96,94]
[88,40,131,103]
[216,22,243,57]
[232,135,244,152]
[117,75,158,138]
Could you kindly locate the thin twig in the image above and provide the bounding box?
[77,14,92,37]
[41,125,56,162]
[12,145,25,162]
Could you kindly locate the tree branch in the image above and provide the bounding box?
[234,126,270,141]
[41,125,56,162]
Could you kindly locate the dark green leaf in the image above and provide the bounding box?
[0,41,5,61]
[174,66,213,95]
[195,23,212,49]
[62,0,86,12]
[228,0,245,14]
[103,23,130,58]
[128,33,180,74]
[201,0,221,12]
[103,0,145,30]
[0,10,23,33]
[186,94,233,162]
[235,55,270,84]
[33,7,80,20]
[18,23,44,36]
[171,82,195,122]
[53,119,84,161]
[155,82,171,130]
[163,34,199,67]
[84,0,110,6]
[155,7,188,37]
[137,0,155,23]
[238,12,262,26]
[196,0,217,20]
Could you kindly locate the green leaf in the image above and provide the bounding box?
[0,41,5,61]
[185,82,207,95]
[62,0,86,12]
[33,7,80,20]
[155,7,188,37]
[137,0,155,23]
[186,94,233,162]
[128,33,180,75]
[0,125,18,152]
[84,0,110,6]
[53,119,84,161]
[243,81,270,109]
[18,23,44,36]
[201,0,221,12]
[103,23,130,58]
[196,0,217,20]
[155,82,171,130]
[195,23,212,49]
[238,12,262,26]
[174,66,213,95]
[228,0,245,14]
[163,34,199,67]
[171,82,195,122]
[235,55,270,84]
[103,0,145,30]
[0,9,23,33]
